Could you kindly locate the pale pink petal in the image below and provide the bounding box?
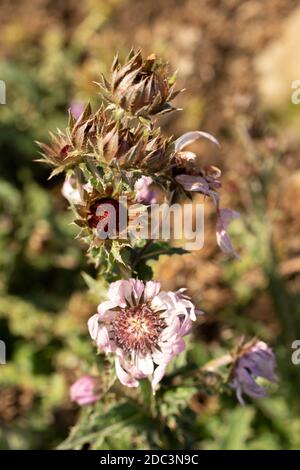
[88,315,113,353]
[74,395,99,406]
[175,174,220,207]
[172,338,185,355]
[62,176,82,205]
[219,208,240,226]
[152,347,172,365]
[179,315,193,336]
[134,176,157,205]
[127,362,147,380]
[174,131,220,152]
[173,290,197,321]
[216,208,240,258]
[144,281,161,301]
[62,177,92,205]
[160,316,181,341]
[108,280,132,307]
[151,364,167,393]
[176,174,210,192]
[208,189,220,207]
[135,354,154,375]
[87,314,100,341]
[129,279,145,305]
[97,300,119,319]
[95,325,112,353]
[151,290,175,313]
[115,357,139,388]
[70,101,85,120]
[70,375,99,406]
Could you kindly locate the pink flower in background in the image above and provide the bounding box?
[70,375,100,406]
[230,341,277,405]
[70,100,85,120]
[134,176,157,205]
[88,279,200,393]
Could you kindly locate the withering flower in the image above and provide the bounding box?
[173,131,240,257]
[70,375,100,406]
[230,340,277,405]
[88,279,200,393]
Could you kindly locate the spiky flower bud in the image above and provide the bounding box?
[96,120,171,171]
[100,50,181,117]
[36,103,101,177]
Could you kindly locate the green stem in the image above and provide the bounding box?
[131,239,154,270]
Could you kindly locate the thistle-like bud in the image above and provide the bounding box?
[71,182,131,240]
[36,103,102,177]
[96,120,173,173]
[100,50,181,117]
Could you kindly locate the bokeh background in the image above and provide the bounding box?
[1,0,300,450]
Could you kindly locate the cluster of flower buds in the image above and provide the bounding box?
[38,52,240,263]
[38,50,277,401]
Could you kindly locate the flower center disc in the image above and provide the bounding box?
[88,198,126,235]
[113,304,166,355]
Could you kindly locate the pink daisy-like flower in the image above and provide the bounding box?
[70,375,100,406]
[88,279,200,393]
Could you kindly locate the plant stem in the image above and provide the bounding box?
[131,239,154,270]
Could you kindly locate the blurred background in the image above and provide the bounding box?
[1,0,300,450]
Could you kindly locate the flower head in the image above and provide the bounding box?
[62,173,135,239]
[100,50,181,116]
[88,279,199,393]
[70,375,100,406]
[230,340,277,405]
